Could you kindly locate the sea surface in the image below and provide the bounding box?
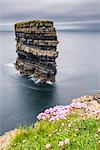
[0,31,100,135]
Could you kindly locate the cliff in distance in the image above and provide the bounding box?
[15,20,59,83]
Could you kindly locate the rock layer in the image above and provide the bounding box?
[15,20,59,82]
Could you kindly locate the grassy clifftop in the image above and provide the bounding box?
[7,100,100,150]
[0,94,99,150]
[7,115,99,150]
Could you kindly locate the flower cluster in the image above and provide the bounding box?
[45,139,70,149]
[70,102,87,109]
[94,110,100,114]
[37,103,87,121]
[59,138,70,147]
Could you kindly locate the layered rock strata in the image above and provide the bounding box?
[15,20,59,82]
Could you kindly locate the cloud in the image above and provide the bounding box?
[0,0,100,24]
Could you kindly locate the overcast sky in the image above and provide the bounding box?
[0,0,100,24]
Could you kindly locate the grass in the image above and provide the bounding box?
[7,113,100,150]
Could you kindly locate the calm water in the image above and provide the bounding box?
[0,31,100,135]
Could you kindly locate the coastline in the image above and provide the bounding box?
[0,93,100,150]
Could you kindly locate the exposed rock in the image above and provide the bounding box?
[15,20,59,83]
[15,58,56,82]
[72,93,100,118]
[93,93,100,103]
[16,42,58,57]
[0,129,19,150]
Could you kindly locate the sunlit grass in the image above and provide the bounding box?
[7,113,100,150]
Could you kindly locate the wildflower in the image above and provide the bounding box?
[98,140,100,143]
[68,123,71,128]
[48,134,52,137]
[57,132,60,135]
[55,129,58,132]
[83,117,86,120]
[70,103,87,109]
[58,141,65,147]
[37,112,47,120]
[62,123,65,127]
[94,133,98,137]
[52,130,55,134]
[75,128,79,132]
[95,110,100,114]
[64,138,70,144]
[59,129,62,132]
[45,143,51,150]
[98,128,100,133]
[37,102,87,122]
[34,123,38,128]
[72,111,76,114]
[74,134,77,137]
[22,140,26,143]
[73,120,77,122]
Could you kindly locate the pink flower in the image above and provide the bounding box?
[58,141,65,147]
[68,123,72,128]
[70,103,87,109]
[45,143,51,149]
[37,102,87,121]
[65,138,70,144]
[95,110,100,114]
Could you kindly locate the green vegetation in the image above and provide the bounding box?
[7,113,100,150]
[15,20,53,27]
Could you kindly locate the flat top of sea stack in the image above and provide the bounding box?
[15,20,53,27]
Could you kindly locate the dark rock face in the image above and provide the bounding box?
[15,20,59,82]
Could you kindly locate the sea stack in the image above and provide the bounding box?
[14,20,59,83]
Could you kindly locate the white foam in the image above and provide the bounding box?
[28,75,36,81]
[46,81,53,86]
[35,79,41,84]
[5,62,15,68]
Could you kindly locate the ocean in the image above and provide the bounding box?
[0,31,100,135]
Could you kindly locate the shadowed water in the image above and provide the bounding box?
[0,31,100,135]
